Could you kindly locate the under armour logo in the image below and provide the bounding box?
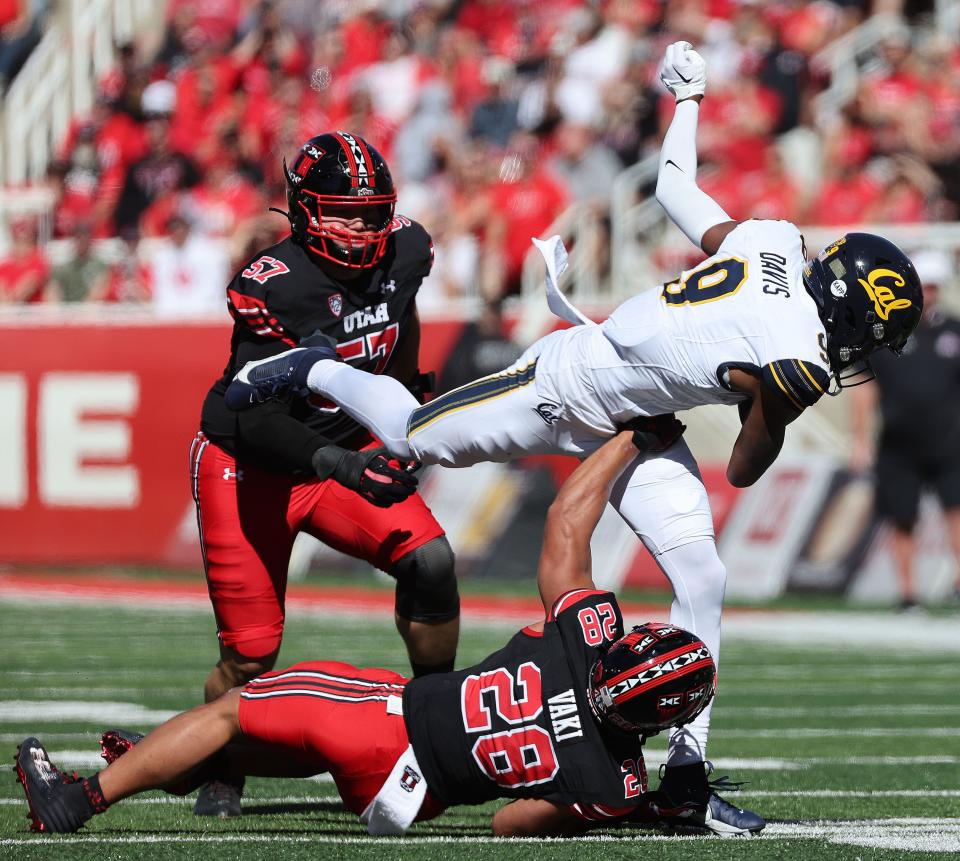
[382,279,397,294]
[534,402,561,426]
[399,765,421,793]
[222,468,244,482]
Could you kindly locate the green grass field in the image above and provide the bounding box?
[1,596,958,860]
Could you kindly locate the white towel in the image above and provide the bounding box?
[359,743,428,836]
[531,235,595,327]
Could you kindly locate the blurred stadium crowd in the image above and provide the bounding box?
[1,0,958,309]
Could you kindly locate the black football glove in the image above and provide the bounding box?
[312,445,418,508]
[620,414,687,454]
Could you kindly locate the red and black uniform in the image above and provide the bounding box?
[236,589,647,823]
[404,588,645,810]
[193,218,445,657]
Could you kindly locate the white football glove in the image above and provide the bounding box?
[658,40,707,102]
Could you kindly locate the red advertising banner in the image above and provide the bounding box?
[0,312,464,566]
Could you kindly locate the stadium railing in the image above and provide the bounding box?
[0,0,160,187]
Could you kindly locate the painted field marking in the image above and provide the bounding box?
[1,819,958,851]
[0,795,344,806]
[15,747,957,774]
[2,790,958,808]
[0,701,176,723]
[712,727,960,738]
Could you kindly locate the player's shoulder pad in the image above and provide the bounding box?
[226,240,298,343]
[762,358,830,412]
[390,215,434,276]
[548,588,617,621]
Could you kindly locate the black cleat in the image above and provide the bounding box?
[13,738,89,834]
[224,337,338,411]
[194,778,244,817]
[653,762,765,837]
[100,729,144,765]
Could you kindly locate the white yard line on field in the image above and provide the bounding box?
[711,727,960,738]
[0,701,176,723]
[1,819,958,852]
[2,790,958,808]
[9,742,956,774]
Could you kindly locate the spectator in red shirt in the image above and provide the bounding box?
[860,22,925,128]
[336,7,390,76]
[807,163,883,227]
[56,93,148,237]
[0,217,50,304]
[865,156,941,225]
[166,0,243,46]
[181,156,265,240]
[482,133,569,299]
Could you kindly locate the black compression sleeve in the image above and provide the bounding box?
[236,406,331,475]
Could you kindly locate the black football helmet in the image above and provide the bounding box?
[587,622,716,738]
[283,132,397,268]
[803,232,922,383]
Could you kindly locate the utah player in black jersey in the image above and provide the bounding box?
[13,432,763,837]
[189,132,459,815]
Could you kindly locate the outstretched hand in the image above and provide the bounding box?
[658,40,707,102]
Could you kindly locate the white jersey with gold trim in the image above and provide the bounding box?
[533,220,831,435]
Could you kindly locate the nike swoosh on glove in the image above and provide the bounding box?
[658,40,707,101]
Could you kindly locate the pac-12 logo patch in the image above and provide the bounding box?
[328,293,343,318]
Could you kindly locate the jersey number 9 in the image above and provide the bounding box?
[662,256,748,307]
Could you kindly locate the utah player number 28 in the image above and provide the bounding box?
[461,663,559,788]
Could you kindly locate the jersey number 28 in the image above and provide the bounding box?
[461,663,559,788]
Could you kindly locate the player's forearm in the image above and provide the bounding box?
[727,402,784,487]
[550,433,637,531]
[491,799,590,837]
[236,409,332,474]
[655,99,732,249]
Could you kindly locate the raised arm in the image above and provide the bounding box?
[536,432,641,614]
[655,41,739,256]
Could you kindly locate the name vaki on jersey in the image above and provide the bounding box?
[548,689,584,743]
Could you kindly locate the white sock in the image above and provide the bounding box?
[306,360,418,459]
[651,539,726,767]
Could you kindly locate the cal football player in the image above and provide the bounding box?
[224,44,922,834]
[192,132,459,816]
[16,433,734,837]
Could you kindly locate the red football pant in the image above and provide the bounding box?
[237,660,446,820]
[190,434,445,657]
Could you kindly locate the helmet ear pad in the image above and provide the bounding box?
[283,158,310,239]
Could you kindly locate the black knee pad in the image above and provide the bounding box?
[393,536,459,623]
